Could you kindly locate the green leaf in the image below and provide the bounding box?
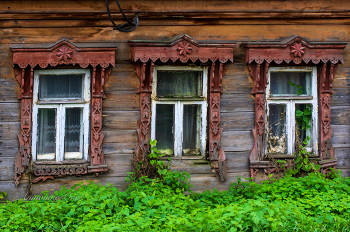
[295,110,303,117]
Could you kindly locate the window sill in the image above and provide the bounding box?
[36,100,88,104]
[266,154,319,159]
[154,97,206,101]
[160,156,206,160]
[267,96,313,100]
[34,160,88,165]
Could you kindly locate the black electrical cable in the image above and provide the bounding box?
[106,0,139,32]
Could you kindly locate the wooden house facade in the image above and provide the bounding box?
[0,0,349,201]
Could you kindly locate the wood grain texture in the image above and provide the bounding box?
[0,180,29,202]
[332,125,350,148]
[221,131,254,152]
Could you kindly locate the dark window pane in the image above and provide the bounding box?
[183,104,201,155]
[39,74,83,99]
[157,71,202,97]
[37,108,56,160]
[295,104,312,147]
[65,108,83,159]
[270,72,311,96]
[268,104,287,154]
[156,104,174,155]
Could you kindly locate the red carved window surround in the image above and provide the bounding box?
[243,36,347,178]
[129,35,234,181]
[11,40,116,185]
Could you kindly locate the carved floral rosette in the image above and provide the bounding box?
[11,40,116,185]
[129,35,234,181]
[243,35,347,178]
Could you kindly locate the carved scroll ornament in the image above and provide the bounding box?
[129,35,234,181]
[243,35,346,178]
[11,40,116,185]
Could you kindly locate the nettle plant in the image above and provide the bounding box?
[129,139,192,193]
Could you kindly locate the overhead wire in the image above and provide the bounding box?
[105,0,139,32]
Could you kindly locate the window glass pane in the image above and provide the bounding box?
[37,108,56,160]
[267,104,287,154]
[156,104,174,155]
[183,104,201,155]
[39,74,83,99]
[295,104,312,147]
[64,108,83,160]
[270,72,311,96]
[157,71,202,97]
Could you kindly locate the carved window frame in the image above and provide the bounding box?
[150,65,208,157]
[129,34,234,181]
[32,69,91,162]
[11,40,116,185]
[243,36,347,178]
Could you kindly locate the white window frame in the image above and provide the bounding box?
[32,69,90,162]
[151,66,208,157]
[266,66,318,155]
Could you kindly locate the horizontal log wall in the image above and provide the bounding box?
[0,0,349,201]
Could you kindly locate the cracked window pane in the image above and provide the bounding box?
[156,104,174,155]
[270,72,311,96]
[37,108,56,160]
[183,104,201,156]
[39,74,83,99]
[64,108,83,160]
[157,71,202,97]
[268,104,287,154]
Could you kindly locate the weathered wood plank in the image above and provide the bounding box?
[221,112,255,131]
[0,122,20,141]
[104,154,133,177]
[331,88,350,107]
[103,143,136,155]
[103,91,139,112]
[337,168,350,178]
[2,0,350,14]
[225,151,250,172]
[332,125,350,148]
[0,103,20,122]
[0,25,349,45]
[2,18,350,29]
[331,106,350,125]
[221,93,255,113]
[102,129,137,144]
[0,139,18,157]
[190,172,250,192]
[169,159,212,174]
[221,130,254,152]
[334,148,350,159]
[0,180,29,202]
[103,111,139,130]
[0,157,14,181]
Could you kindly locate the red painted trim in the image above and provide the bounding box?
[12,40,116,185]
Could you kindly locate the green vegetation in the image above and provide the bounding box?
[1,173,349,231]
[1,140,349,231]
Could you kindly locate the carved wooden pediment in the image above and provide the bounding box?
[243,35,346,65]
[129,34,234,64]
[11,40,116,69]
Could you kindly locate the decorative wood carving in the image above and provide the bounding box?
[130,34,234,64]
[33,165,88,176]
[11,40,116,185]
[91,98,105,166]
[129,35,234,181]
[243,35,347,178]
